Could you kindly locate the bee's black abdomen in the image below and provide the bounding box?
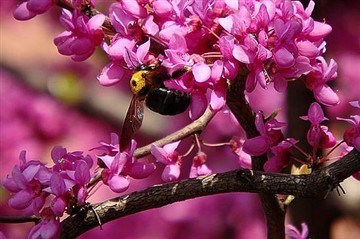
[146,88,190,115]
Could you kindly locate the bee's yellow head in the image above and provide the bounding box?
[130,70,147,95]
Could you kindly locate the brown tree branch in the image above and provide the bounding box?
[226,70,285,239]
[59,149,360,238]
[134,107,215,158]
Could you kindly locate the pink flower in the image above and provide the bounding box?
[229,136,252,169]
[13,0,53,21]
[272,18,302,68]
[95,134,155,192]
[109,1,147,36]
[151,141,182,182]
[42,147,93,211]
[98,39,151,86]
[189,152,212,178]
[286,222,309,239]
[243,112,285,156]
[301,102,336,149]
[100,152,130,193]
[47,173,69,217]
[28,208,60,239]
[337,104,360,152]
[264,139,298,173]
[54,10,105,61]
[51,146,93,172]
[232,35,272,92]
[305,57,339,106]
[3,151,50,215]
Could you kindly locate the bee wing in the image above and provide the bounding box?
[120,95,145,152]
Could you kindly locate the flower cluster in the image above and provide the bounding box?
[13,0,341,116]
[54,9,105,61]
[3,147,93,238]
[2,133,157,238]
[93,133,156,192]
[94,0,339,118]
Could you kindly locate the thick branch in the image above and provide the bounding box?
[59,149,360,238]
[226,71,285,238]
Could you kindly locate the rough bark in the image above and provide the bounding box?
[59,149,360,238]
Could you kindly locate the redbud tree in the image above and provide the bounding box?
[0,0,359,239]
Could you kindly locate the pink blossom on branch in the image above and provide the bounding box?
[28,208,60,239]
[337,102,360,152]
[300,102,336,149]
[54,9,105,61]
[264,139,298,173]
[2,151,50,216]
[151,141,182,182]
[94,134,156,192]
[189,152,212,178]
[242,112,286,156]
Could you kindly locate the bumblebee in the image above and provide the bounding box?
[120,61,191,151]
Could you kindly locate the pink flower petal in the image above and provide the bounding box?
[70,38,92,55]
[121,0,147,18]
[87,14,105,31]
[314,84,340,106]
[192,62,211,83]
[210,84,226,111]
[51,197,66,216]
[23,165,41,182]
[143,15,159,35]
[126,162,156,179]
[307,102,325,124]
[189,92,207,120]
[218,15,234,33]
[74,161,90,185]
[242,136,269,156]
[153,0,173,17]
[297,40,319,58]
[97,63,126,86]
[232,44,251,64]
[150,144,169,163]
[50,173,66,196]
[9,190,33,209]
[163,141,181,154]
[107,175,129,193]
[27,0,52,14]
[210,60,224,83]
[308,21,332,41]
[273,47,295,68]
[13,2,36,20]
[162,164,180,182]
